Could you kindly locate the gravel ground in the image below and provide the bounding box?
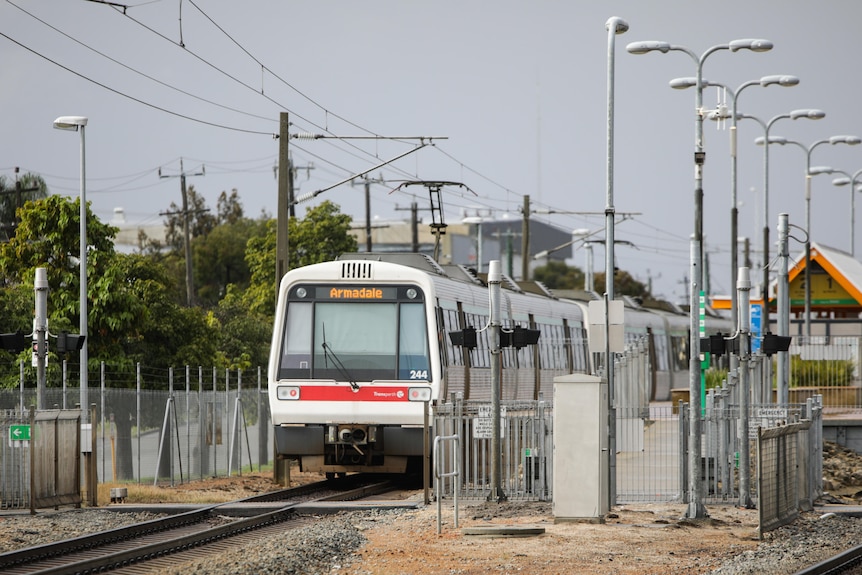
[0,504,860,574]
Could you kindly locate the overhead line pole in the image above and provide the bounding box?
[159,158,205,307]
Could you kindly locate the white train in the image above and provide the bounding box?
[267,253,730,476]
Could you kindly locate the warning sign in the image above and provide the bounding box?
[473,405,506,439]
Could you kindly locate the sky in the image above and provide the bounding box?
[2,0,862,303]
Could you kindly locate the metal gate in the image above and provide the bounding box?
[432,397,552,501]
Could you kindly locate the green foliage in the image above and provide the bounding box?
[594,269,651,299]
[533,261,585,290]
[0,172,48,241]
[242,219,277,317]
[704,368,728,390]
[289,200,357,268]
[789,357,855,387]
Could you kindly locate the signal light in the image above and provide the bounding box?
[761,332,792,356]
[699,333,727,357]
[0,331,26,353]
[501,326,541,349]
[57,331,86,353]
[448,327,477,349]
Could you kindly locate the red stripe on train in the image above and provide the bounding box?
[298,385,411,401]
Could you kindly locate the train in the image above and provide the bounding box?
[267,252,731,476]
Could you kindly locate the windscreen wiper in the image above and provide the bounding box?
[321,323,360,391]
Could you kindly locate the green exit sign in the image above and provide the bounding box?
[9,424,30,442]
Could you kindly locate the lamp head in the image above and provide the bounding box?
[760,75,799,87]
[53,116,88,131]
[808,166,834,176]
[830,135,862,145]
[729,38,773,52]
[626,41,670,54]
[790,109,826,120]
[755,136,788,146]
[606,17,629,34]
[669,77,721,90]
[832,177,852,187]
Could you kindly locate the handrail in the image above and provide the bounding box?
[434,434,460,534]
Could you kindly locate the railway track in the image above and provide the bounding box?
[794,544,862,575]
[0,475,401,575]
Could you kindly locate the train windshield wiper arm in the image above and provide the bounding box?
[321,324,360,390]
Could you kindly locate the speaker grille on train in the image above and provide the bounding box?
[341,261,373,279]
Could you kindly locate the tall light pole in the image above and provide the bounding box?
[605,15,628,510]
[673,75,800,334]
[53,115,89,423]
[627,37,772,519]
[831,169,862,257]
[756,134,861,337]
[804,136,861,337]
[740,111,825,311]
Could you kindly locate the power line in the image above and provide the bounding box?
[0,30,272,136]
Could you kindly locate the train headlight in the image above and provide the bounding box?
[276,385,300,400]
[408,387,431,402]
[406,288,418,300]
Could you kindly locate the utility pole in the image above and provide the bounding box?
[521,195,530,281]
[159,159,205,307]
[351,174,385,252]
[277,112,291,289]
[394,202,423,253]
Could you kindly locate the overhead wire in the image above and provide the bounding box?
[9,1,687,274]
[0,30,272,136]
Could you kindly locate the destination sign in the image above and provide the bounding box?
[317,286,397,300]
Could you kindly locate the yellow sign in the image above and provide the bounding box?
[328,287,384,299]
[789,273,858,306]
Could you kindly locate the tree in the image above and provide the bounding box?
[193,218,267,307]
[0,172,48,241]
[163,185,217,252]
[217,189,244,224]
[533,261,585,290]
[594,269,652,300]
[289,200,358,268]
[241,218,277,317]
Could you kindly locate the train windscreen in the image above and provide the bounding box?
[277,283,430,382]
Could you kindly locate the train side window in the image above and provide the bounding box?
[440,308,463,366]
[399,303,430,379]
[569,325,589,372]
[279,301,312,378]
[464,312,490,368]
[652,331,670,371]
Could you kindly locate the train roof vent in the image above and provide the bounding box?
[500,273,524,293]
[340,260,373,279]
[448,264,485,286]
[336,252,447,276]
[622,295,643,309]
[531,281,557,299]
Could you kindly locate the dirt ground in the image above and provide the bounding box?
[149,470,765,575]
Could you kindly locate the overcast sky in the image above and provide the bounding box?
[2,0,861,302]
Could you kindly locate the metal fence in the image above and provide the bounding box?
[432,397,552,501]
[0,410,31,509]
[757,420,816,537]
[0,365,272,488]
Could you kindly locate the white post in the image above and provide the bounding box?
[488,260,506,502]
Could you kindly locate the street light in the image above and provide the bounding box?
[605,15,628,511]
[732,110,825,309]
[53,115,89,423]
[674,75,799,333]
[756,134,861,337]
[462,215,489,274]
[831,169,862,257]
[627,36,772,519]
